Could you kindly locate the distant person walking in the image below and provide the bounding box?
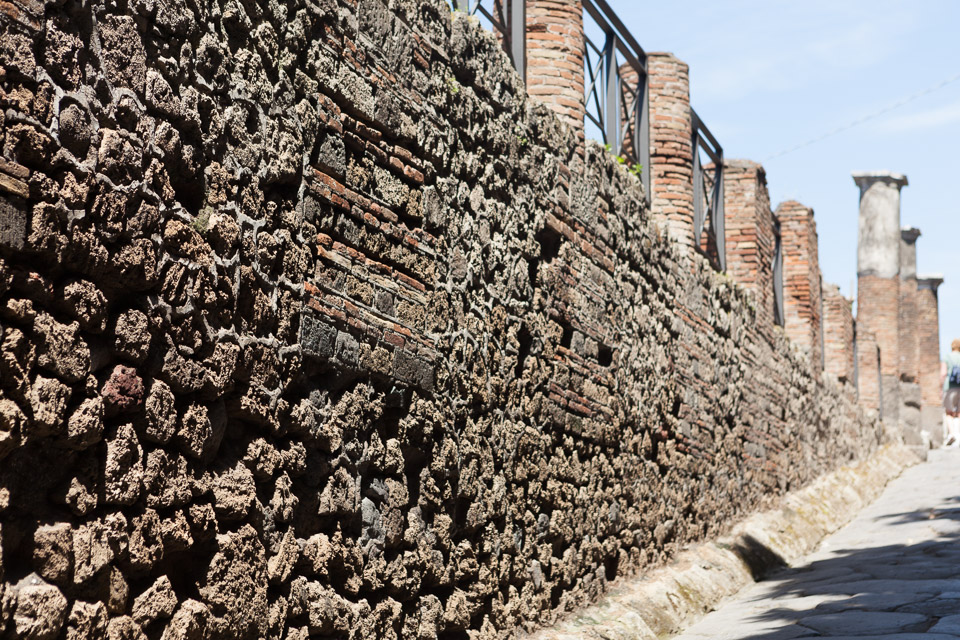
[942,339,960,446]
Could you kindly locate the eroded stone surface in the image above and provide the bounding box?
[0,1,887,638]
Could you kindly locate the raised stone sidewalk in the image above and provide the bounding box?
[672,447,960,639]
[532,444,922,640]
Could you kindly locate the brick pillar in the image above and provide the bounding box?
[854,171,907,426]
[918,275,944,444]
[898,227,923,446]
[899,228,921,381]
[525,0,585,142]
[822,283,855,392]
[776,201,823,373]
[647,52,695,255]
[857,329,882,416]
[722,160,776,330]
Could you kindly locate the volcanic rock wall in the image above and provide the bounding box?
[0,0,882,638]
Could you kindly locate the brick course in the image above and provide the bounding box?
[857,330,883,414]
[858,274,901,420]
[648,52,695,255]
[822,284,855,390]
[918,277,944,407]
[526,0,586,143]
[722,160,776,333]
[899,228,921,382]
[777,201,823,373]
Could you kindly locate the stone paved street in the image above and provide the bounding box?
[672,449,960,639]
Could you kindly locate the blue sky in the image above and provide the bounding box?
[597,0,960,358]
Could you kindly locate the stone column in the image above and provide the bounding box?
[776,200,823,374]
[822,283,855,393]
[647,52,695,256]
[918,275,944,444]
[899,228,922,446]
[722,160,777,332]
[857,329,882,416]
[525,0,585,142]
[853,171,907,426]
[899,228,921,381]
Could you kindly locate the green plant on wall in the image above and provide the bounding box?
[192,206,213,235]
[604,144,642,179]
[446,76,460,95]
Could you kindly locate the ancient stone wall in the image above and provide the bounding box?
[0,1,882,638]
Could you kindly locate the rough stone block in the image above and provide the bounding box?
[0,195,27,251]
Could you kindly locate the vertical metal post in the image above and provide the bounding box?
[773,221,784,326]
[454,0,470,11]
[638,69,650,198]
[604,32,619,151]
[509,0,525,82]
[715,161,725,271]
[692,136,703,239]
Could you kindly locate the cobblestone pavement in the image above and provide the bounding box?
[672,448,960,640]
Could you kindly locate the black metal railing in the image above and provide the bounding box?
[582,0,650,196]
[772,220,784,326]
[452,0,526,80]
[691,109,724,270]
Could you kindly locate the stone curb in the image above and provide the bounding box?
[529,443,921,640]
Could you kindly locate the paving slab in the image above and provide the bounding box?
[799,612,927,635]
[931,616,960,635]
[671,449,960,639]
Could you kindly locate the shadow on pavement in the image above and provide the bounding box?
[724,502,960,639]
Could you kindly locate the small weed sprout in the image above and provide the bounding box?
[192,207,213,235]
[602,143,641,178]
[446,76,460,95]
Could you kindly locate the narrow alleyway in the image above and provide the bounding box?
[673,449,960,639]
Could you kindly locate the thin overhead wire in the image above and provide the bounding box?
[765,72,960,161]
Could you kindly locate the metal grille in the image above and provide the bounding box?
[582,0,650,197]
[772,221,784,326]
[691,109,724,271]
[452,0,526,80]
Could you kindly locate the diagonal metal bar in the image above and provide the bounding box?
[584,45,606,111]
[604,32,620,152]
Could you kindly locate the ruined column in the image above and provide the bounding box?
[899,227,923,446]
[822,284,856,393]
[647,52,695,255]
[853,171,907,426]
[525,0,586,142]
[857,329,882,416]
[918,275,944,444]
[776,201,823,374]
[722,160,777,331]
